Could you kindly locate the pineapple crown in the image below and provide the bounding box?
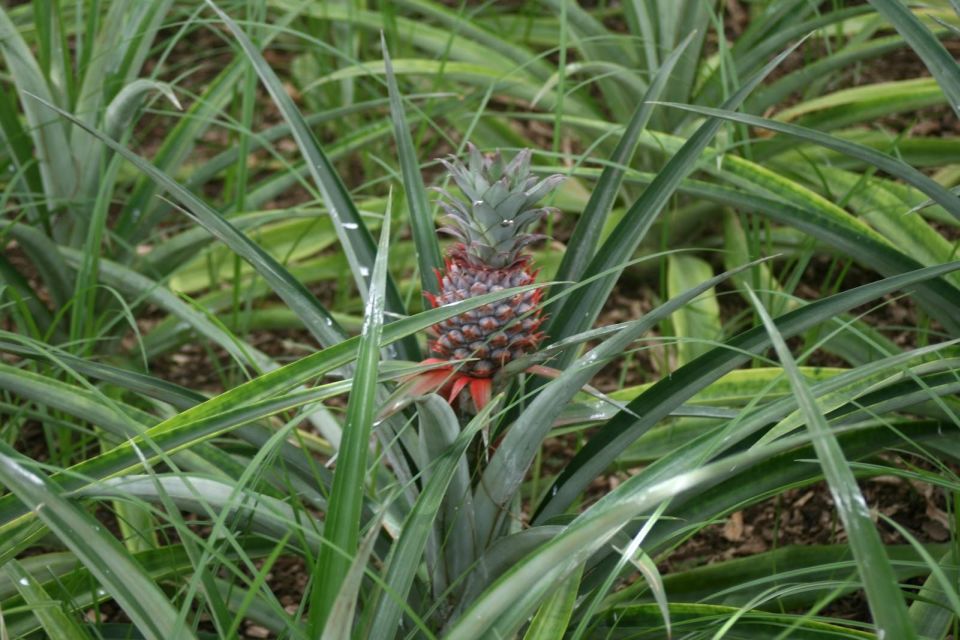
[435,143,565,270]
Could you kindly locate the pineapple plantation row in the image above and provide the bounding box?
[1,0,959,638]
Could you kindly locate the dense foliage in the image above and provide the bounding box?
[1,1,959,638]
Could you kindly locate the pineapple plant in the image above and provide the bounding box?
[417,144,564,410]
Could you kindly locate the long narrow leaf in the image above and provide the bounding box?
[0,449,197,640]
[448,434,842,637]
[655,101,960,222]
[868,0,960,120]
[474,259,771,546]
[908,548,960,639]
[746,287,916,639]
[4,559,92,640]
[523,562,583,640]
[23,92,346,349]
[668,254,721,365]
[0,6,75,199]
[75,475,324,552]
[367,396,502,638]
[414,395,476,598]
[382,34,442,297]
[322,510,387,640]
[551,31,696,294]
[536,261,960,520]
[205,1,420,360]
[309,202,391,629]
[547,36,807,349]
[56,247,271,372]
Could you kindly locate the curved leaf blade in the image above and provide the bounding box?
[4,559,92,640]
[309,203,391,629]
[0,449,197,640]
[548,36,808,349]
[22,92,346,349]
[205,0,420,360]
[475,258,770,545]
[867,0,960,120]
[551,29,696,295]
[655,101,960,222]
[382,34,442,297]
[536,261,960,520]
[368,396,502,639]
[746,288,916,640]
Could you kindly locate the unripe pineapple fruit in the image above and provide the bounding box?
[424,144,564,384]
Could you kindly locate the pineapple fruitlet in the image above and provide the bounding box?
[424,145,564,384]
